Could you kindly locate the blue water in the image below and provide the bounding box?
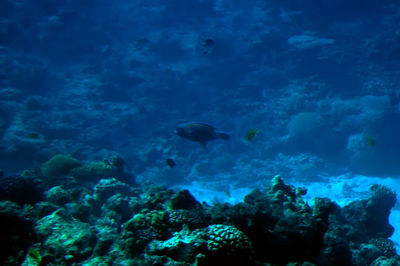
[1,0,400,251]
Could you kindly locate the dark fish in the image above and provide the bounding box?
[27,132,41,140]
[366,135,376,147]
[201,38,214,55]
[245,129,259,141]
[176,122,230,147]
[224,189,231,198]
[202,38,214,47]
[166,158,176,168]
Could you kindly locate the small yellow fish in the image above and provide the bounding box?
[245,129,259,141]
[366,135,376,147]
[224,189,231,198]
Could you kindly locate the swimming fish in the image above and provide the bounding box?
[166,158,176,168]
[366,135,376,147]
[176,122,230,147]
[201,38,214,55]
[203,38,214,47]
[27,132,41,140]
[224,189,231,198]
[245,129,259,141]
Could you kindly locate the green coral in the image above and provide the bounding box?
[71,162,116,180]
[23,247,42,265]
[123,210,171,254]
[206,224,252,254]
[128,210,169,229]
[70,156,127,183]
[41,154,80,178]
[34,210,96,263]
[168,209,204,230]
[147,224,254,265]
[369,238,396,258]
[93,177,132,202]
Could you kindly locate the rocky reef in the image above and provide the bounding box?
[0,155,398,265]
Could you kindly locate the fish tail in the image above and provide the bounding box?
[215,131,230,140]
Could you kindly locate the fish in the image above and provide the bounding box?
[166,158,176,168]
[366,135,376,147]
[176,122,230,147]
[224,189,231,198]
[202,38,214,47]
[27,132,40,140]
[201,38,214,55]
[245,129,259,141]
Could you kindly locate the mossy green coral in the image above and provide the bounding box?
[41,154,80,178]
[128,210,169,229]
[70,156,127,183]
[24,247,42,265]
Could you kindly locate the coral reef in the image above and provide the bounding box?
[70,155,134,185]
[2,2,400,265]
[148,224,255,265]
[0,168,397,265]
[0,174,44,204]
[41,154,80,178]
[34,209,96,264]
[0,201,37,265]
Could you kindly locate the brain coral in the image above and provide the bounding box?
[206,224,252,254]
[41,154,80,178]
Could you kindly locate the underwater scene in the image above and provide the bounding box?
[1,0,400,265]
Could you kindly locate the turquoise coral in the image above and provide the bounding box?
[206,224,252,254]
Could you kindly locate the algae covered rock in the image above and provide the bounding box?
[70,155,134,185]
[34,209,96,264]
[342,184,397,241]
[368,184,397,216]
[41,154,80,178]
[71,161,117,183]
[168,209,205,230]
[169,189,201,210]
[207,175,324,264]
[353,238,398,264]
[312,197,340,221]
[101,194,133,223]
[93,177,133,203]
[22,246,44,266]
[370,256,400,266]
[147,224,255,265]
[122,209,171,255]
[0,167,396,265]
[45,185,71,206]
